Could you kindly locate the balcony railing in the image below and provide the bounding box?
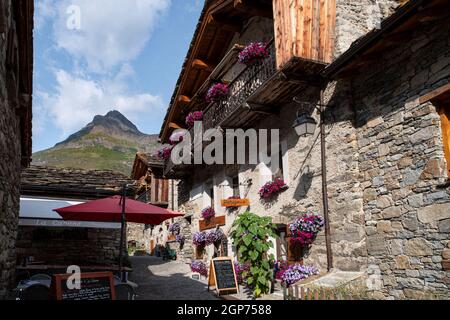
[164,40,277,177]
[203,39,276,131]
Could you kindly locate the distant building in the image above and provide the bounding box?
[159,0,450,299]
[0,0,34,298]
[128,153,184,257]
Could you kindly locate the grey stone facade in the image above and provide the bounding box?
[169,1,449,299]
[0,0,33,299]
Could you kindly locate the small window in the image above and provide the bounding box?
[232,175,240,197]
[272,147,284,180]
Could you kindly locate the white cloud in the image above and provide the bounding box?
[35,0,57,29]
[36,68,164,137]
[53,0,171,72]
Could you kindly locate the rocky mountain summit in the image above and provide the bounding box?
[33,110,161,175]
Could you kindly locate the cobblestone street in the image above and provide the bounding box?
[129,256,219,300]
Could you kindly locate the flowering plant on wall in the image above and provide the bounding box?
[193,231,207,247]
[206,83,229,104]
[234,261,250,284]
[258,178,288,199]
[168,222,181,235]
[176,234,185,245]
[289,213,324,245]
[205,228,224,246]
[274,260,289,280]
[281,264,319,287]
[156,147,172,160]
[238,42,270,66]
[185,111,203,128]
[201,207,216,220]
[190,260,208,277]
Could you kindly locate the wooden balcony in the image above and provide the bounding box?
[164,37,327,177]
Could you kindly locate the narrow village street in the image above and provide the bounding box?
[129,256,218,300]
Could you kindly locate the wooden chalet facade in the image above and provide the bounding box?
[159,0,450,299]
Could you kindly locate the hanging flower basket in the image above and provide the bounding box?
[205,228,224,247]
[193,231,207,247]
[206,83,229,104]
[185,111,203,128]
[201,206,216,220]
[156,147,172,160]
[258,178,288,199]
[168,222,181,235]
[281,264,319,287]
[289,213,324,245]
[190,260,208,277]
[238,42,270,66]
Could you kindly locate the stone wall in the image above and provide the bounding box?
[0,0,25,298]
[16,227,121,266]
[348,16,450,299]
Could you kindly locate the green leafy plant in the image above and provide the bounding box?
[230,211,277,298]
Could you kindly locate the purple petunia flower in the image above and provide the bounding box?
[206,83,229,104]
[238,42,270,66]
[281,264,319,287]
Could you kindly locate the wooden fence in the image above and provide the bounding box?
[283,285,358,300]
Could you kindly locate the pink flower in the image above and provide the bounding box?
[206,83,229,104]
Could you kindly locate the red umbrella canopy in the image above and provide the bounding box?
[54,196,184,225]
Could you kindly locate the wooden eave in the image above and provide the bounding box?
[323,0,450,79]
[159,0,274,143]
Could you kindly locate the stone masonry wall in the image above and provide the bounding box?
[349,16,450,299]
[16,227,121,266]
[0,0,24,298]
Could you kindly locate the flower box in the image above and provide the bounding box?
[206,83,229,104]
[238,42,270,66]
[258,178,288,199]
[185,111,203,128]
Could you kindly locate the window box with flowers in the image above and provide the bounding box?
[281,264,319,288]
[258,178,288,200]
[206,83,229,104]
[201,206,216,220]
[238,42,270,66]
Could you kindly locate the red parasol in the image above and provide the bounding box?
[54,193,184,280]
[54,195,183,225]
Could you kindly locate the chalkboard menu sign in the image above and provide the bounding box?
[208,258,239,295]
[51,272,116,300]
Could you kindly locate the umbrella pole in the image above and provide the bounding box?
[118,185,126,282]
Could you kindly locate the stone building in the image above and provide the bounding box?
[17,166,134,268]
[0,0,33,298]
[159,0,449,299]
[128,153,185,257]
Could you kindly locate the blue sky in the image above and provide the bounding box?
[33,0,202,152]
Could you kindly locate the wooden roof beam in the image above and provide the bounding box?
[169,122,184,130]
[192,59,215,72]
[233,0,273,19]
[207,15,242,33]
[178,95,192,104]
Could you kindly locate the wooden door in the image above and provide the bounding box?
[150,240,155,255]
[439,105,450,178]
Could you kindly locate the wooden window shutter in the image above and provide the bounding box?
[439,105,450,178]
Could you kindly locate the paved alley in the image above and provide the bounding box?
[129,256,219,300]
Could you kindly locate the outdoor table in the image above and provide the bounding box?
[16,265,133,272]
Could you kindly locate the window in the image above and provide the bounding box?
[439,105,450,178]
[272,146,284,180]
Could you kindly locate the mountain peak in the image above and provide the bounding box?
[91,110,139,133]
